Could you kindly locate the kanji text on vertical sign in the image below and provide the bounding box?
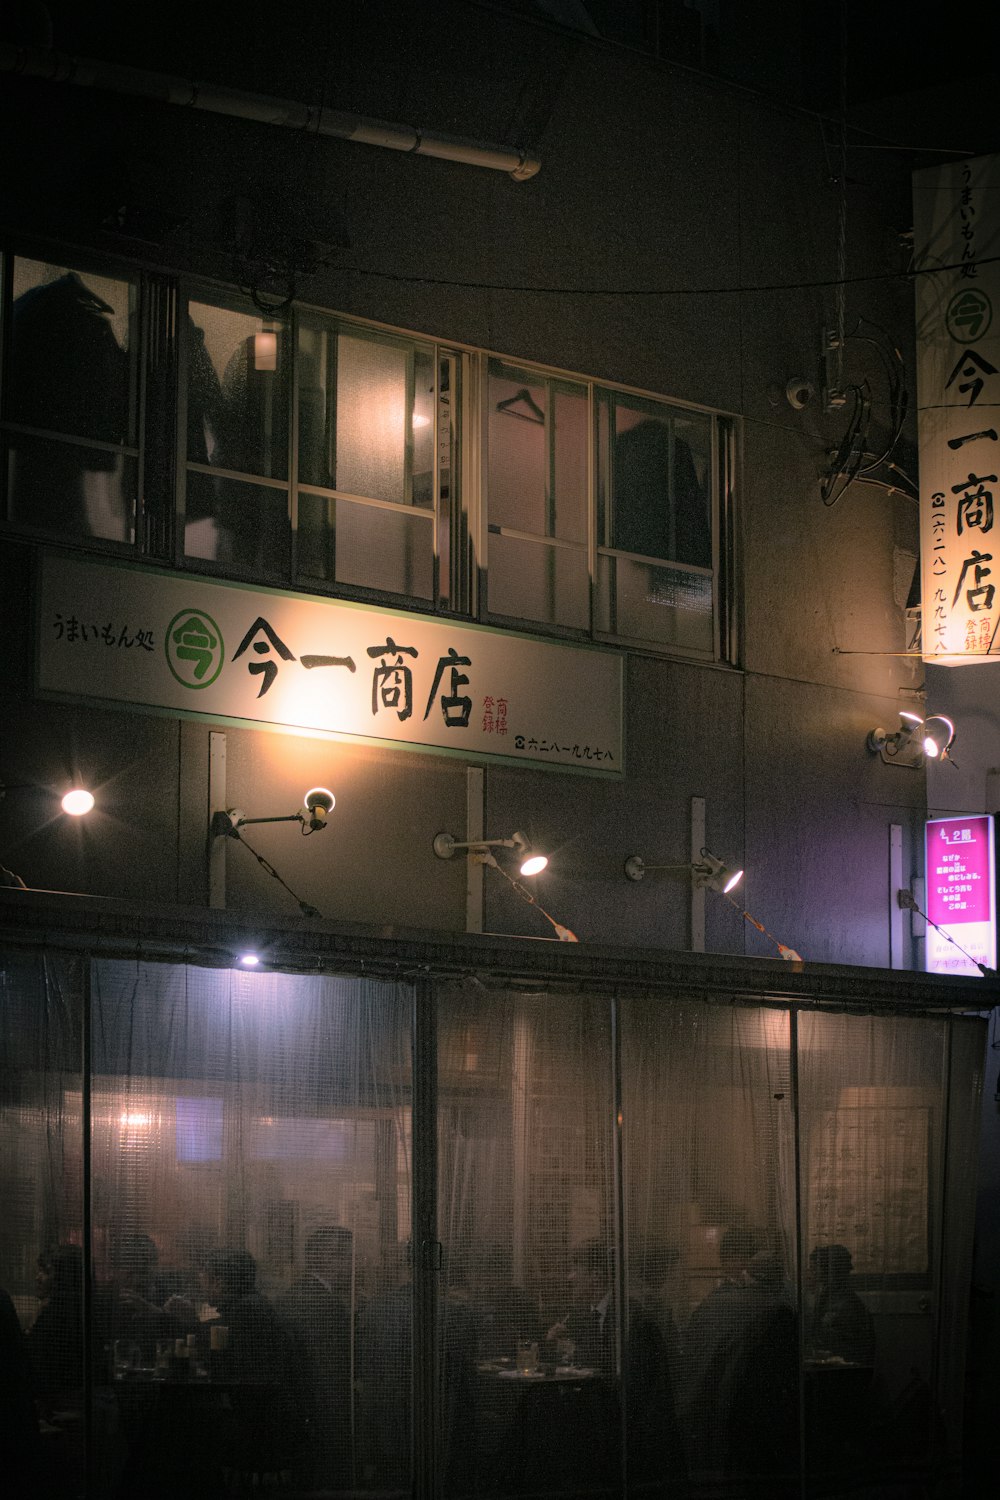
[913,153,1000,662]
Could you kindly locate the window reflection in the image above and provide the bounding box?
[296,319,438,602]
[485,360,589,629]
[596,392,715,648]
[4,259,136,542]
[185,302,290,568]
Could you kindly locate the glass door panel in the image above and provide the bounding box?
[437,982,619,1498]
[90,960,413,1499]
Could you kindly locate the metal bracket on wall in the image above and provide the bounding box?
[822,327,848,413]
[690,795,707,953]
[208,731,227,909]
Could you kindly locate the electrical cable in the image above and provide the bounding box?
[480,852,579,942]
[229,829,324,919]
[332,251,1000,303]
[719,889,802,962]
[898,889,994,976]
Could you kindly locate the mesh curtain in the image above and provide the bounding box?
[0,953,984,1500]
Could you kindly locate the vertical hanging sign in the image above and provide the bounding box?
[913,153,1000,663]
[924,814,996,976]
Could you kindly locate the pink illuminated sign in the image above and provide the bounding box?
[925,815,996,976]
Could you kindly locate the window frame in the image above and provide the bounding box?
[0,247,739,666]
[479,349,739,664]
[0,246,145,555]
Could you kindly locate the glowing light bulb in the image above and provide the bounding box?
[519,853,548,877]
[253,330,277,371]
[239,952,261,967]
[61,789,95,816]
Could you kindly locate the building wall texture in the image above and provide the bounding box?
[0,2,940,966]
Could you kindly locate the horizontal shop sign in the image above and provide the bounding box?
[36,554,623,774]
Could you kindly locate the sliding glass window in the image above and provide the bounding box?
[183,298,291,578]
[296,317,442,605]
[1,255,139,546]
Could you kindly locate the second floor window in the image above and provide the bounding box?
[2,252,737,666]
[2,256,138,546]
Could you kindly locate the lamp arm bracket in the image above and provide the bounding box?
[211,808,304,838]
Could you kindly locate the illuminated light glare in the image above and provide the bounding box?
[923,738,940,759]
[239,952,261,967]
[303,786,335,812]
[61,788,95,816]
[723,868,744,894]
[119,1111,152,1128]
[519,853,548,877]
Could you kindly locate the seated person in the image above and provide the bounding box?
[808,1244,875,1365]
[200,1248,311,1470]
[26,1244,85,1406]
[275,1227,354,1491]
[465,1248,541,1362]
[99,1231,179,1368]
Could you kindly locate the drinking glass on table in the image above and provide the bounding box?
[113,1339,140,1377]
[516,1340,539,1375]
[556,1336,576,1368]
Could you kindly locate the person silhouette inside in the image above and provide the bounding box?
[723,1250,799,1487]
[276,1226,355,1491]
[25,1243,85,1408]
[680,1226,761,1475]
[1,1282,41,1493]
[805,1245,877,1470]
[356,1241,477,1495]
[807,1244,875,1365]
[546,1238,685,1491]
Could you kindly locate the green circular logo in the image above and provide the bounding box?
[946,287,992,344]
[165,608,225,689]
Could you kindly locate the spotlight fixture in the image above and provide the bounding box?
[211,785,335,839]
[867,712,956,768]
[210,786,334,919]
[238,951,261,968]
[433,829,548,877]
[625,846,801,960]
[434,828,578,941]
[624,848,744,895]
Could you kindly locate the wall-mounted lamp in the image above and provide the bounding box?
[625,845,802,961]
[434,828,577,941]
[624,848,744,894]
[60,788,96,816]
[210,786,335,919]
[1,778,97,887]
[867,712,956,768]
[433,829,548,877]
[211,786,335,839]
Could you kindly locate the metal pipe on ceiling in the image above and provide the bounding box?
[0,41,542,181]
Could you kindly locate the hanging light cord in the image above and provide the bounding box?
[479,853,579,942]
[898,889,994,976]
[720,890,802,962]
[230,828,324,919]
